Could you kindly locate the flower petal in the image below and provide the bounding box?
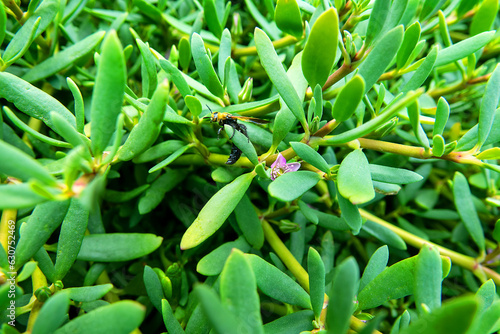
[271,153,286,168]
[285,162,301,172]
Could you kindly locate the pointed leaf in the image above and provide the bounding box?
[301,8,338,87]
[338,149,375,205]
[477,64,500,149]
[90,30,126,156]
[358,25,404,94]
[191,33,224,98]
[54,301,145,334]
[269,171,322,202]
[197,237,251,276]
[290,142,330,173]
[308,247,325,319]
[358,254,450,310]
[414,244,442,313]
[0,141,58,186]
[220,250,263,334]
[181,172,255,249]
[275,0,303,39]
[77,233,163,261]
[359,245,389,292]
[246,254,311,309]
[327,257,359,334]
[365,0,391,46]
[435,31,495,67]
[254,28,306,125]
[400,297,477,334]
[332,75,365,122]
[453,172,485,252]
[22,31,106,83]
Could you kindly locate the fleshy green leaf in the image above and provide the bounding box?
[359,245,389,292]
[400,297,477,334]
[224,125,259,165]
[254,28,306,126]
[54,199,90,281]
[143,266,163,312]
[432,134,445,157]
[263,310,314,333]
[477,64,500,149]
[370,164,423,184]
[275,0,303,39]
[414,244,442,313]
[435,31,495,67]
[90,30,126,157]
[332,75,365,122]
[220,250,263,334]
[433,97,450,136]
[402,45,438,92]
[0,72,76,133]
[180,172,255,249]
[22,31,106,83]
[246,254,311,309]
[159,59,193,98]
[203,0,223,38]
[118,80,169,161]
[337,188,362,233]
[470,0,498,36]
[0,140,58,186]
[64,284,113,302]
[77,233,163,261]
[358,254,450,310]
[397,22,421,70]
[197,236,251,276]
[32,293,70,334]
[162,299,185,334]
[308,247,325,319]
[136,39,158,99]
[337,149,374,205]
[234,195,264,249]
[358,25,404,93]
[290,142,330,173]
[15,200,70,269]
[327,257,359,334]
[54,301,145,334]
[301,8,338,87]
[191,33,224,98]
[194,285,242,334]
[269,171,322,202]
[365,0,391,47]
[453,172,485,252]
[362,219,407,250]
[0,183,48,209]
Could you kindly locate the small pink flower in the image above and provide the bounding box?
[270,153,301,180]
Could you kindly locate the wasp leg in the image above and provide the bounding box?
[217,127,224,139]
[236,123,249,142]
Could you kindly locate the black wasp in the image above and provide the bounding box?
[205,109,269,164]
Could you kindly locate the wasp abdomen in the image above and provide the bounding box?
[226,143,243,165]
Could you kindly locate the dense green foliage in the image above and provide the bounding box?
[1,0,500,333]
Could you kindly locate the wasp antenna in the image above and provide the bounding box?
[206,105,212,112]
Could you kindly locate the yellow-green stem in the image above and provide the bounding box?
[262,220,310,292]
[262,219,382,334]
[232,35,298,58]
[0,209,16,251]
[359,209,500,285]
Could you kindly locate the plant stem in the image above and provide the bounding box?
[359,209,500,285]
[0,209,16,252]
[262,219,382,334]
[262,219,310,291]
[232,35,298,58]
